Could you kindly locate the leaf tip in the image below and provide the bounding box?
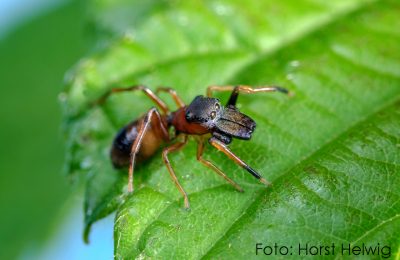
[83,223,92,244]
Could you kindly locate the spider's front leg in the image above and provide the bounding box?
[196,137,243,192]
[208,137,271,186]
[206,85,290,108]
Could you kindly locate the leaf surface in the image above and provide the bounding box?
[62,0,400,258]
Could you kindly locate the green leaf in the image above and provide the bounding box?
[61,0,400,258]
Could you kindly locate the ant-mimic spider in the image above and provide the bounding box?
[96,85,289,208]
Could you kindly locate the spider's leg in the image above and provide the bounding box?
[162,135,190,208]
[208,137,271,186]
[94,85,169,114]
[155,87,185,108]
[196,137,243,192]
[127,108,168,192]
[206,85,289,107]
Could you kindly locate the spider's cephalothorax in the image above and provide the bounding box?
[96,85,289,209]
[185,95,256,144]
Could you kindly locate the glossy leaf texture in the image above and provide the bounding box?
[61,0,400,258]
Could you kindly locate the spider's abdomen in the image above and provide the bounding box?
[111,118,166,168]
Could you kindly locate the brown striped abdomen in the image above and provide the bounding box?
[110,118,167,168]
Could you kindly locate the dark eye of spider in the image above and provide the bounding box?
[185,112,193,120]
[215,103,220,110]
[210,111,216,119]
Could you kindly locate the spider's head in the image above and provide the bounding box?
[185,96,222,129]
[185,95,256,140]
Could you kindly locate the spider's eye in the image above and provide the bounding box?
[215,103,220,110]
[186,112,193,120]
[210,111,216,119]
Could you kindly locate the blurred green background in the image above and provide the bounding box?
[0,0,114,259]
